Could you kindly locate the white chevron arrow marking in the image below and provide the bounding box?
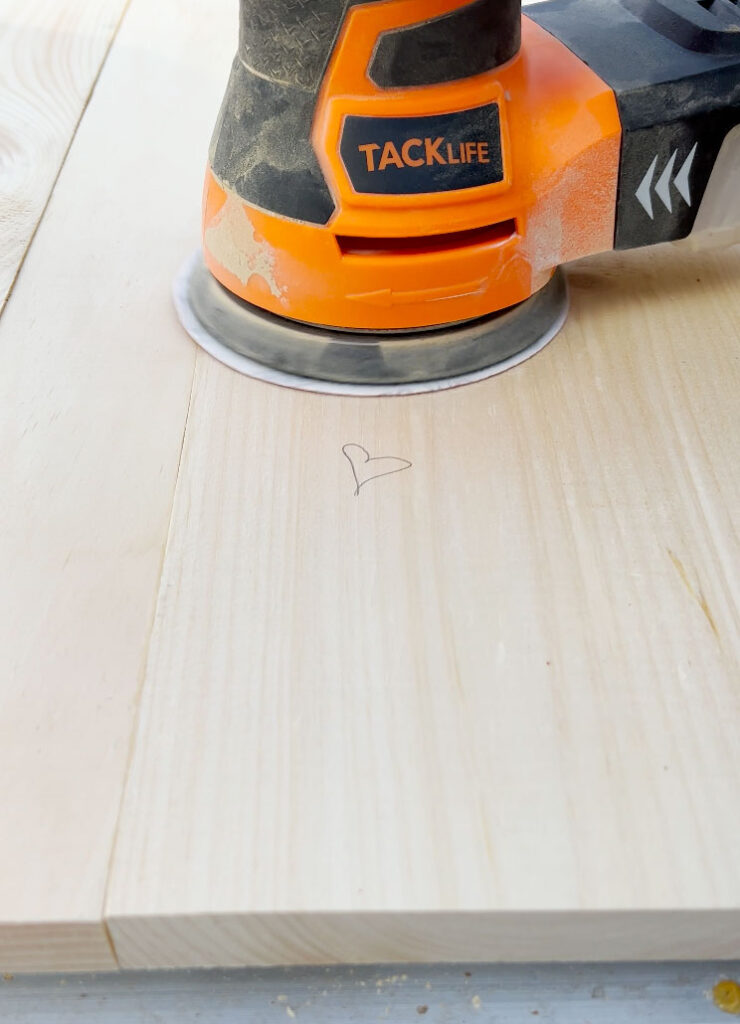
[655,149,678,213]
[635,144,700,218]
[636,155,659,220]
[674,143,698,207]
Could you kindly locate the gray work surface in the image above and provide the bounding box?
[1,962,738,1022]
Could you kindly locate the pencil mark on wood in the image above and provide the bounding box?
[342,444,412,497]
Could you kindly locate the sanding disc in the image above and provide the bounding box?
[174,251,569,397]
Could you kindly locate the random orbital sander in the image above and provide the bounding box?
[175,0,740,394]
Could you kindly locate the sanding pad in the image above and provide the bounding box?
[174,251,569,396]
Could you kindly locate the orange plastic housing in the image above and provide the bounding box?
[202,3,622,332]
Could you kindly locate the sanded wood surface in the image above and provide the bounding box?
[0,0,229,971]
[2,0,740,974]
[0,0,129,314]
[107,244,740,966]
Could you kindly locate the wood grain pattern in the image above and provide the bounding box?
[107,240,740,966]
[0,0,233,971]
[4,0,740,973]
[0,0,129,315]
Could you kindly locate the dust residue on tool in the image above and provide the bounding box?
[522,138,620,292]
[204,190,283,298]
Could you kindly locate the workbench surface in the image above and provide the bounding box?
[1,0,739,974]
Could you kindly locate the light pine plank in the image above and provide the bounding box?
[0,0,235,972]
[0,0,129,315]
[107,242,740,967]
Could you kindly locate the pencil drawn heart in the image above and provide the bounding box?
[342,444,412,496]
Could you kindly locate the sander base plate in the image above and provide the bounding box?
[174,251,569,396]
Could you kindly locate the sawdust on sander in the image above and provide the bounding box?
[522,136,621,292]
[204,191,283,299]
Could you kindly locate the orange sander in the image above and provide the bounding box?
[175,0,740,394]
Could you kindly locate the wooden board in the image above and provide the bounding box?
[0,0,232,972]
[3,0,740,973]
[106,243,740,967]
[0,0,129,315]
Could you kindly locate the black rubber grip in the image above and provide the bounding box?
[370,0,522,89]
[238,0,355,92]
[210,59,336,224]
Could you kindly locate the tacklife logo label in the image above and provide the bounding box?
[359,138,494,172]
[340,103,504,196]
